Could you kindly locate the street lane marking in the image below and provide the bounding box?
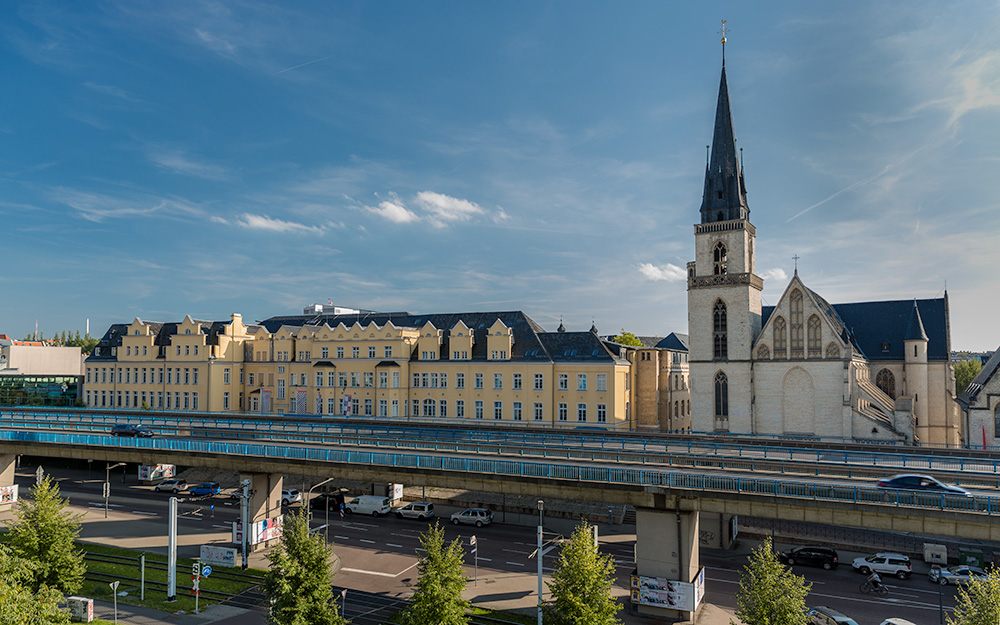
[506,561,526,567]
[341,562,419,578]
[502,549,532,555]
[478,558,493,562]
[212,524,231,530]
[349,522,378,528]
[334,535,351,540]
[387,543,403,548]
[360,539,376,544]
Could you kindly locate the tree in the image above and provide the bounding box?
[610,329,643,347]
[955,359,983,395]
[400,522,470,625]
[7,475,85,594]
[948,567,1000,625]
[264,510,345,625]
[732,537,810,625]
[0,545,69,625]
[544,520,622,625]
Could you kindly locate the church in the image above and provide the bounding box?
[686,56,960,447]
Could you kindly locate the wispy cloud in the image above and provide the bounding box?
[788,165,890,221]
[638,262,686,282]
[760,268,788,283]
[148,150,230,181]
[946,51,1000,127]
[52,189,189,223]
[236,213,324,234]
[414,191,484,227]
[275,54,334,75]
[83,82,139,102]
[366,199,419,224]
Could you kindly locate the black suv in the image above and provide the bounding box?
[309,491,346,512]
[110,423,154,438]
[778,546,839,570]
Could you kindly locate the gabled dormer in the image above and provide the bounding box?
[486,319,513,361]
[170,315,206,360]
[122,318,155,360]
[417,321,442,360]
[450,320,474,360]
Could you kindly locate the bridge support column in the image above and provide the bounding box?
[0,454,15,509]
[634,504,702,620]
[241,473,283,552]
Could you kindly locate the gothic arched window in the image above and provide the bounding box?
[713,242,728,275]
[790,290,804,358]
[773,317,787,359]
[807,315,822,358]
[756,344,770,360]
[825,343,841,359]
[995,406,1000,444]
[714,371,729,430]
[876,369,896,400]
[713,300,728,360]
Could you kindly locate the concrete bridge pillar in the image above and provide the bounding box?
[634,504,702,620]
[0,454,15,508]
[241,472,283,552]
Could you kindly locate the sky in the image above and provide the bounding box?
[2,2,999,351]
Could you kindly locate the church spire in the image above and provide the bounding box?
[700,43,749,224]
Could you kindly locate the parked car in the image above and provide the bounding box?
[310,491,346,512]
[807,606,860,625]
[154,479,188,494]
[450,508,493,527]
[929,564,986,586]
[878,620,918,625]
[110,423,154,438]
[344,495,392,517]
[851,553,912,579]
[876,474,971,496]
[396,502,435,520]
[281,489,302,506]
[777,546,839,570]
[189,482,222,496]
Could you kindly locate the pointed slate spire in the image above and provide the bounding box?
[904,301,929,342]
[590,321,598,334]
[557,319,566,333]
[700,63,749,224]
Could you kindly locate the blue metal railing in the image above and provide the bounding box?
[0,429,994,516]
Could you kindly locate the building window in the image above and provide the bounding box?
[379,399,388,417]
[392,371,399,388]
[379,371,388,388]
[807,315,822,358]
[773,317,787,358]
[558,374,568,390]
[790,290,804,358]
[385,346,393,358]
[597,403,607,423]
[596,374,607,392]
[876,369,896,399]
[577,403,587,422]
[474,401,483,419]
[223,392,230,410]
[534,373,544,390]
[352,346,360,358]
[277,379,285,400]
[439,400,447,417]
[423,398,436,417]
[456,373,465,389]
[364,399,372,416]
[513,402,522,421]
[494,401,503,420]
[337,347,344,358]
[440,373,448,388]
[315,372,323,387]
[248,372,255,386]
[494,373,503,390]
[513,373,522,390]
[339,373,348,387]
[321,347,329,358]
[713,241,728,275]
[577,374,587,391]
[456,400,465,418]
[534,403,543,421]
[713,300,728,360]
[368,346,376,358]
[714,371,729,429]
[223,368,231,384]
[364,372,374,387]
[350,372,359,387]
[474,373,483,389]
[558,403,568,421]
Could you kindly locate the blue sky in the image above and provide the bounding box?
[2,2,999,351]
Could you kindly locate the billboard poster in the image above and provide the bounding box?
[0,484,18,505]
[200,544,237,568]
[138,464,176,481]
[251,515,283,545]
[341,395,352,416]
[630,570,705,612]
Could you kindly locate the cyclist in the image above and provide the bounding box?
[867,570,883,591]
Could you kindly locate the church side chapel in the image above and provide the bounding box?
[686,34,959,446]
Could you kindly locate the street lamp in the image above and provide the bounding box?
[537,500,544,625]
[307,477,336,534]
[105,463,125,518]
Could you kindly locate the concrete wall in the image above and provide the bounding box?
[2,345,82,376]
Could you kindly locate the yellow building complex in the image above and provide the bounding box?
[83,307,662,429]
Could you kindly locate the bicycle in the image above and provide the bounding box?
[859,580,888,597]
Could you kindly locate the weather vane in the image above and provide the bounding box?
[718,20,729,64]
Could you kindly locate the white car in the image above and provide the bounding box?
[281,489,302,506]
[154,479,188,494]
[851,553,912,579]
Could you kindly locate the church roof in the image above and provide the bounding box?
[762,296,950,362]
[956,346,1000,409]
[904,301,929,341]
[700,63,749,223]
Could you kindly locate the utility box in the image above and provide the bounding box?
[959,548,985,568]
[924,543,947,564]
[66,596,94,623]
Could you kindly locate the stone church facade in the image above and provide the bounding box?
[687,60,960,446]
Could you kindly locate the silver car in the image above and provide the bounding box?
[395,502,435,520]
[450,508,493,527]
[929,565,986,586]
[154,479,188,494]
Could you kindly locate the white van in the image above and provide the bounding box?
[344,495,392,517]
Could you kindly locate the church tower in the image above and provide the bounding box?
[687,55,763,433]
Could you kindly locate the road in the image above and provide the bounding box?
[1,461,969,625]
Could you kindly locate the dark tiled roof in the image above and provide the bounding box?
[655,332,689,352]
[904,302,929,341]
[86,317,258,362]
[762,296,950,362]
[700,64,749,223]
[957,346,1000,409]
[538,331,621,362]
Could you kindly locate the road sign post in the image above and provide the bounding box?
[470,535,478,586]
[139,553,145,601]
[191,562,201,613]
[109,581,119,625]
[35,465,43,485]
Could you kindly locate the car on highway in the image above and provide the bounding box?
[777,546,839,570]
[928,564,986,586]
[189,482,221,496]
[876,474,971,496]
[281,489,302,506]
[110,423,154,438]
[153,479,188,494]
[396,502,435,521]
[807,606,860,625]
[450,508,493,527]
[851,552,912,579]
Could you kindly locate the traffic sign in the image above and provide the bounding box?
[201,565,212,578]
[103,482,110,498]
[35,466,44,485]
[191,563,200,577]
[109,581,119,592]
